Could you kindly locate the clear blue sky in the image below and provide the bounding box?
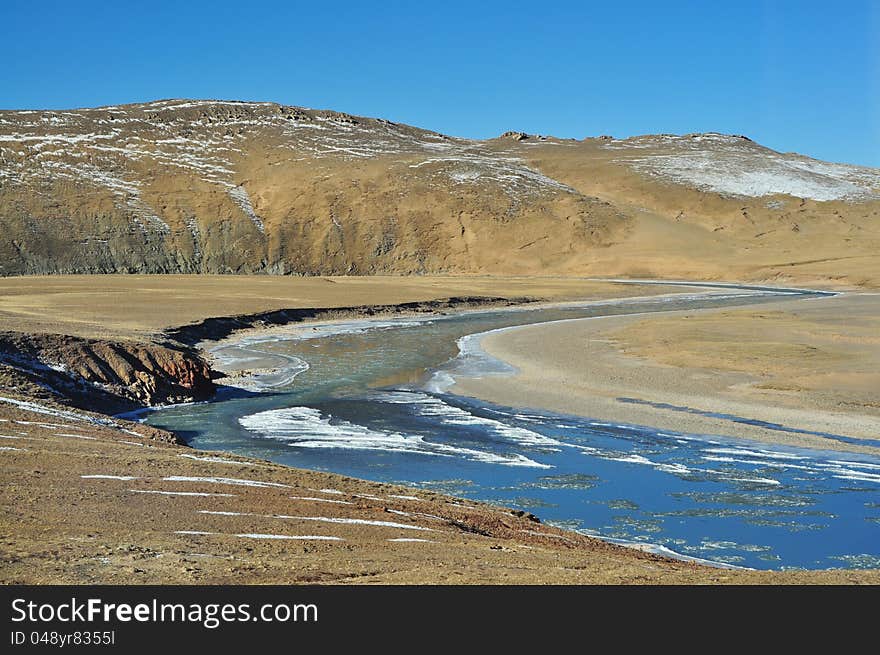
[3,1,878,166]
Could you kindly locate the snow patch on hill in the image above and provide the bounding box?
[607,134,880,202]
[0,102,575,207]
[227,185,265,233]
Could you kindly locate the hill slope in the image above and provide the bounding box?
[1,100,878,285]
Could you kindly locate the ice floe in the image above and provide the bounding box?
[374,391,562,448]
[604,453,691,475]
[828,459,880,471]
[705,447,805,461]
[238,406,552,469]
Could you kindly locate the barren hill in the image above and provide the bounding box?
[1,100,878,286]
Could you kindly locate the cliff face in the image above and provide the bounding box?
[0,332,216,413]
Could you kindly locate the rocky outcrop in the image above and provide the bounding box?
[0,332,216,413]
[499,130,531,141]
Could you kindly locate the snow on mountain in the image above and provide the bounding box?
[605,133,880,202]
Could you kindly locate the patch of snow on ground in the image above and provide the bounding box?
[272,514,434,531]
[130,489,236,497]
[288,496,353,505]
[199,510,250,516]
[0,101,583,213]
[235,533,343,541]
[81,474,138,480]
[163,475,290,488]
[0,396,115,426]
[178,453,252,465]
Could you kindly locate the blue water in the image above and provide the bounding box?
[144,287,879,570]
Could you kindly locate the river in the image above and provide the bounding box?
[143,284,879,570]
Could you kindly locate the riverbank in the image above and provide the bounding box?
[4,394,878,584]
[452,293,880,456]
[0,275,676,341]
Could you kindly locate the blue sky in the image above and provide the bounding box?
[3,1,878,166]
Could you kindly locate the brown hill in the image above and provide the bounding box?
[1,100,878,286]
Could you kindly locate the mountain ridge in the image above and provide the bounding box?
[1,99,877,286]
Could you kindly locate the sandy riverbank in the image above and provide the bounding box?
[453,293,880,456]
